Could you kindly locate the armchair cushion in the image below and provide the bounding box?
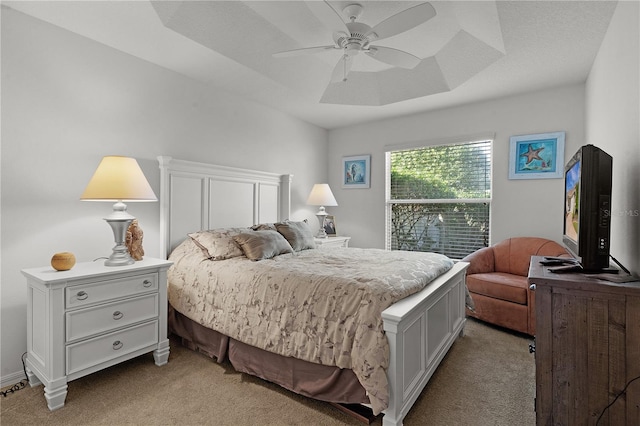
[466,273,528,305]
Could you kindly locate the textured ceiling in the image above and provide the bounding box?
[5,1,618,129]
[151,1,506,105]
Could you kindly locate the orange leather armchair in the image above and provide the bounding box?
[462,237,569,336]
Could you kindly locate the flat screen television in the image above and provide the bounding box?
[562,144,613,272]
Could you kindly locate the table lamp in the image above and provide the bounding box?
[306,183,338,238]
[80,156,157,266]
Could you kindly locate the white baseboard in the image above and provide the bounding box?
[1,370,27,389]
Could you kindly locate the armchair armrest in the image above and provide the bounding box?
[461,246,495,274]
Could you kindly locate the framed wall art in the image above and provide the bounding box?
[508,132,565,179]
[342,155,370,188]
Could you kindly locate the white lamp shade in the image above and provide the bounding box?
[306,184,338,206]
[80,156,157,201]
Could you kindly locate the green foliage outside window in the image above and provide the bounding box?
[388,141,491,258]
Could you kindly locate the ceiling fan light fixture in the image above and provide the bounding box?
[345,42,361,58]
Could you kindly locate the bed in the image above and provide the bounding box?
[158,156,469,426]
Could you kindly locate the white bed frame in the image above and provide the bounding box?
[158,156,468,426]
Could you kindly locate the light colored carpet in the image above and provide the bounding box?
[1,319,535,425]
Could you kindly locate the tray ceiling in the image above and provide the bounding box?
[4,1,618,129]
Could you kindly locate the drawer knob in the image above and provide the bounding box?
[529,284,536,291]
[112,311,123,320]
[76,291,88,301]
[112,341,123,350]
[143,279,152,288]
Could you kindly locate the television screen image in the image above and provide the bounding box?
[564,160,580,244]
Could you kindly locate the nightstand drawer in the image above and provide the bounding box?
[66,320,158,375]
[66,273,157,309]
[66,293,159,343]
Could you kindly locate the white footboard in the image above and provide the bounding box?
[382,261,469,426]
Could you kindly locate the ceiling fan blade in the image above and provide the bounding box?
[306,1,349,35]
[273,45,338,58]
[365,2,436,41]
[365,46,421,69]
[330,55,353,83]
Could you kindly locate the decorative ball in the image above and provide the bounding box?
[51,252,76,271]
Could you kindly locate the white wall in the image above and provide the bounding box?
[0,8,327,383]
[585,1,640,275]
[328,85,586,249]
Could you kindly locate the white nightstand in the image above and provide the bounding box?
[22,257,173,410]
[314,236,351,249]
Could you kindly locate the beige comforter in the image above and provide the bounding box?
[168,240,453,415]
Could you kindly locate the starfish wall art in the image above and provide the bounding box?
[508,132,566,180]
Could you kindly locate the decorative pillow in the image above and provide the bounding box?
[169,237,209,262]
[275,220,316,251]
[233,231,294,261]
[249,223,277,231]
[188,228,246,260]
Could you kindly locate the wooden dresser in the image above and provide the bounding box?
[528,257,640,425]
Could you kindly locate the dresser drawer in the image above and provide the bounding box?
[66,320,158,375]
[66,273,157,309]
[66,294,159,343]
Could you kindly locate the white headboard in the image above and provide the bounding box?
[158,156,292,258]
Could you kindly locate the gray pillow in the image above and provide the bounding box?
[275,220,316,251]
[233,230,294,261]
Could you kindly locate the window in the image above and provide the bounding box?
[386,139,492,259]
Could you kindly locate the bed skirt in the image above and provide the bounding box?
[169,306,369,404]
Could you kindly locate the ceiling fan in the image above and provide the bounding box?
[273,1,436,83]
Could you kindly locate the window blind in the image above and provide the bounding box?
[386,140,492,259]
